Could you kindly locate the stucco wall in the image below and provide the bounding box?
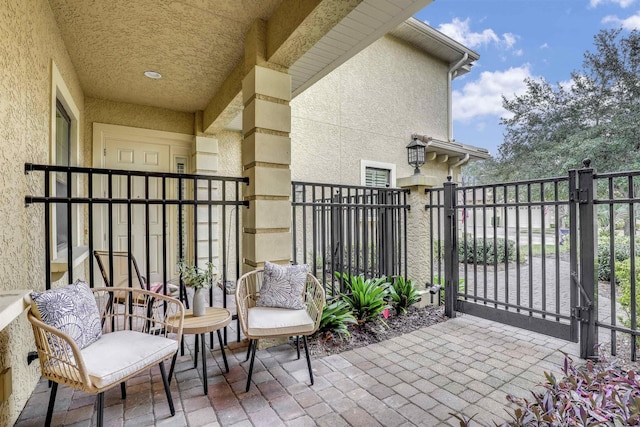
[290,35,455,287]
[0,0,86,424]
[291,35,451,185]
[216,131,242,177]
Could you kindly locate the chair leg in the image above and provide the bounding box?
[45,381,58,427]
[159,361,176,416]
[96,392,104,427]
[168,352,178,385]
[303,335,314,385]
[296,336,300,360]
[120,381,126,399]
[245,339,258,392]
[245,339,252,362]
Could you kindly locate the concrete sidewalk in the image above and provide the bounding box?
[16,314,580,426]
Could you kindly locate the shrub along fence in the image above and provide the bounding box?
[427,160,640,361]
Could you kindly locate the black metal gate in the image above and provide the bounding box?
[427,173,578,341]
[428,162,640,359]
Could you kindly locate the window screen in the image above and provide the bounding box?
[365,167,390,187]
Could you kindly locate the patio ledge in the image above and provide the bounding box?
[0,290,31,331]
[397,174,438,189]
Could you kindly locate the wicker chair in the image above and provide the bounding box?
[93,250,179,297]
[27,287,184,427]
[236,268,325,392]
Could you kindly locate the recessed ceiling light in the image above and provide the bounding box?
[144,70,162,79]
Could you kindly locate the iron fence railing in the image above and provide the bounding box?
[594,169,640,361]
[427,162,640,361]
[291,181,409,297]
[24,163,247,343]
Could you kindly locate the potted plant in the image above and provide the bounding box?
[177,260,216,316]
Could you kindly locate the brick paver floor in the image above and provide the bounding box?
[16,314,579,426]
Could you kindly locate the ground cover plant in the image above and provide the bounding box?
[453,354,640,426]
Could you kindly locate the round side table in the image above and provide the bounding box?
[168,307,231,395]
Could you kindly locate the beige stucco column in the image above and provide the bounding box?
[241,65,292,272]
[397,174,438,304]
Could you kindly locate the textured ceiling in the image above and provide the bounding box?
[48,0,282,112]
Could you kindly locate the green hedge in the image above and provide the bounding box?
[458,237,517,264]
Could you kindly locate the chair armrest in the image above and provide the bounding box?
[235,274,252,337]
[93,287,184,345]
[304,274,325,334]
[27,310,92,390]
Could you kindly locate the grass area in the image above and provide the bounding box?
[523,242,570,256]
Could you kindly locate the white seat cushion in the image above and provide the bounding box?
[81,330,177,389]
[248,306,314,337]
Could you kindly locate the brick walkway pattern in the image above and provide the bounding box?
[16,314,580,427]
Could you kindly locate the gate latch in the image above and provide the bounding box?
[572,306,591,322]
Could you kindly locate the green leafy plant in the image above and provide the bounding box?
[614,257,640,331]
[318,299,357,339]
[177,260,216,290]
[388,276,421,314]
[336,272,390,324]
[502,354,640,426]
[598,237,631,282]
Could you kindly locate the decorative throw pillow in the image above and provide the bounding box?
[257,262,309,310]
[30,280,102,350]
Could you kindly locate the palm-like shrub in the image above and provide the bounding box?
[318,299,357,339]
[388,276,421,314]
[336,272,390,324]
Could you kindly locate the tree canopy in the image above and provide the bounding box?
[468,28,640,183]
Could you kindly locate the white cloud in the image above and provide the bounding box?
[540,42,549,49]
[590,0,635,8]
[452,65,533,120]
[602,11,640,29]
[503,33,517,49]
[514,49,524,56]
[436,18,518,50]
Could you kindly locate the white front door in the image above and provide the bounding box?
[105,139,169,280]
[93,123,193,285]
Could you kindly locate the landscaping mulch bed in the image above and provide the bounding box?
[304,305,447,358]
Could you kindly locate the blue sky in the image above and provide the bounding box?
[414,0,640,157]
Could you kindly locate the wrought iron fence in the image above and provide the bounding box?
[594,169,640,361]
[427,162,640,360]
[24,163,247,342]
[291,181,409,297]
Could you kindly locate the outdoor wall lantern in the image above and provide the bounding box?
[406,137,427,175]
